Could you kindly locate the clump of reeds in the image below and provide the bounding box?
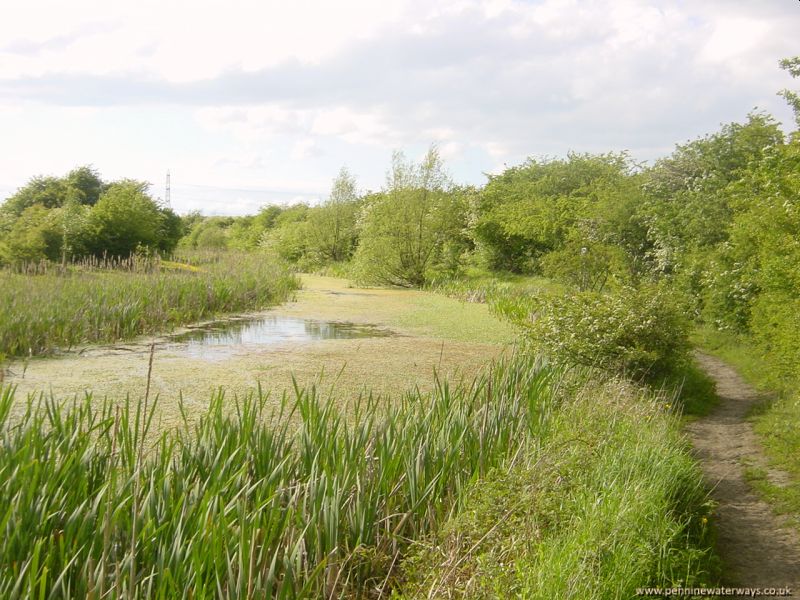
[0,252,299,358]
[0,353,559,598]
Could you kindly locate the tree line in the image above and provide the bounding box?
[2,58,797,381]
[0,167,181,264]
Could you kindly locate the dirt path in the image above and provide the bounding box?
[687,353,800,592]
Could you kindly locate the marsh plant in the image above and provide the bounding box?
[0,352,714,598]
[0,252,298,358]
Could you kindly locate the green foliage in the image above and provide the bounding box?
[0,253,298,357]
[306,167,361,263]
[778,56,800,127]
[354,147,468,287]
[158,207,184,253]
[640,112,784,275]
[86,180,166,256]
[64,165,105,206]
[0,166,104,232]
[185,217,232,249]
[0,175,69,219]
[401,377,717,597]
[540,240,630,292]
[693,133,800,379]
[0,353,561,597]
[0,205,63,264]
[496,284,691,380]
[0,168,182,263]
[474,152,640,273]
[259,204,310,263]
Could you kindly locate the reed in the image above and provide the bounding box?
[0,252,299,358]
[0,354,558,598]
[0,352,717,597]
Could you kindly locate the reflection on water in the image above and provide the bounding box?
[167,315,394,359]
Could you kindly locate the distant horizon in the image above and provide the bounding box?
[1,109,795,217]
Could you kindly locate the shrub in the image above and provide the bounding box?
[495,284,691,380]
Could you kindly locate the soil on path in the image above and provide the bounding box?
[687,353,800,593]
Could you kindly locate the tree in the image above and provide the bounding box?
[0,205,62,263]
[779,56,800,128]
[306,167,360,262]
[86,180,165,257]
[59,195,91,264]
[354,146,465,287]
[474,152,638,273]
[259,204,310,262]
[1,176,68,222]
[157,207,184,254]
[65,166,105,206]
[640,113,784,275]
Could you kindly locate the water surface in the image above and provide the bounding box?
[168,315,394,359]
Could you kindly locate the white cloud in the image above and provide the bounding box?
[290,138,322,160]
[700,17,771,67]
[1,0,798,212]
[0,0,408,80]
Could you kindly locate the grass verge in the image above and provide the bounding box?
[398,377,719,598]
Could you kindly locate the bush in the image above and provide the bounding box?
[750,292,800,389]
[540,241,631,292]
[496,284,691,380]
[352,148,468,287]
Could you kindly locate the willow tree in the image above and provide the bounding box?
[306,167,360,262]
[354,146,466,287]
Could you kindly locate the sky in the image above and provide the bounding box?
[0,0,798,215]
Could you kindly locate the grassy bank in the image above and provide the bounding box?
[0,253,299,359]
[400,378,717,598]
[693,327,800,529]
[0,353,716,597]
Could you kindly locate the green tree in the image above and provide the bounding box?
[778,56,800,128]
[195,223,229,249]
[354,146,465,287]
[0,205,63,263]
[474,153,636,273]
[259,204,309,262]
[306,167,360,262]
[640,112,784,275]
[86,180,165,257]
[158,207,184,254]
[721,136,800,377]
[64,166,105,206]
[58,195,91,264]
[1,176,67,223]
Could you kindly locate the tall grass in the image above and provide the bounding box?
[0,252,299,358]
[401,379,718,598]
[0,354,559,598]
[426,272,560,305]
